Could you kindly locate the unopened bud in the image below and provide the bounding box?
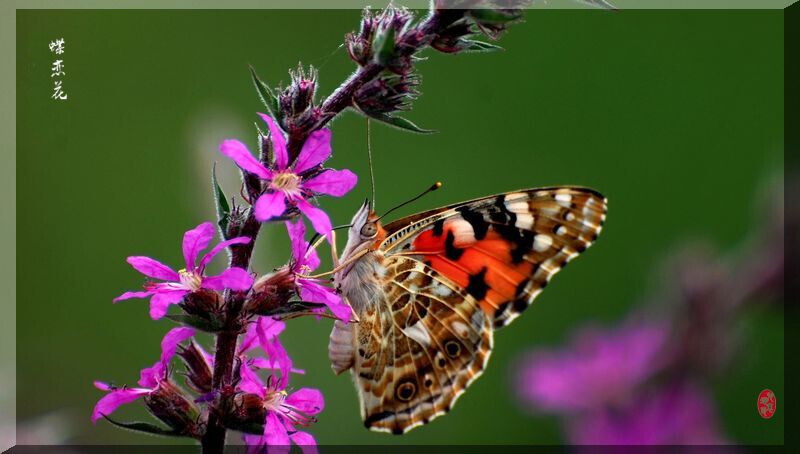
[178,341,213,394]
[143,380,203,438]
[246,266,296,316]
[354,74,419,117]
[180,289,224,319]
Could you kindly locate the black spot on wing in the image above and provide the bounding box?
[432,219,445,237]
[465,267,489,300]
[456,206,489,240]
[444,231,464,260]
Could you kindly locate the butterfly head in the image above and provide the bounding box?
[348,199,386,250]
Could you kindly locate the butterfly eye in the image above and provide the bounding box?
[360,222,378,238]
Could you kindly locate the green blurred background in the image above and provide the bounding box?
[17,9,783,445]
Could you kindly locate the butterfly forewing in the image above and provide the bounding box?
[381,187,607,328]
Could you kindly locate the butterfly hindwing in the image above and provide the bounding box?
[352,257,492,434]
[380,187,607,328]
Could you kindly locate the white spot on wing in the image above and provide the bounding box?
[506,201,529,214]
[403,321,431,347]
[451,321,470,338]
[447,219,476,247]
[533,234,552,252]
[515,213,534,230]
[555,193,572,205]
[432,283,453,297]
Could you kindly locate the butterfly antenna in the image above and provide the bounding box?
[366,118,377,211]
[377,181,443,222]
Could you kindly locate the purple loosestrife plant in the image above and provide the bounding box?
[95,3,533,452]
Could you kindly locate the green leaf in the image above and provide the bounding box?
[165,314,224,333]
[102,415,184,438]
[360,110,435,134]
[211,163,230,235]
[372,24,396,66]
[463,40,504,53]
[249,65,279,117]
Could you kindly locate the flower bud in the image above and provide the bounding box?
[246,266,296,316]
[279,64,317,117]
[431,22,474,54]
[354,74,419,117]
[227,393,268,430]
[180,289,224,319]
[346,8,378,65]
[178,341,214,394]
[143,380,203,438]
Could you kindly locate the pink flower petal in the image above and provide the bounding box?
[258,113,288,170]
[126,256,179,281]
[238,362,266,397]
[285,220,320,272]
[94,381,113,391]
[91,387,150,423]
[289,431,317,454]
[243,433,263,449]
[254,191,287,221]
[149,290,187,320]
[256,325,294,385]
[264,411,291,446]
[220,139,272,179]
[302,169,358,197]
[112,291,153,303]
[198,236,251,271]
[203,267,254,292]
[160,327,195,365]
[293,129,331,174]
[183,222,216,269]
[294,198,332,239]
[252,357,305,375]
[300,281,352,322]
[240,317,286,354]
[285,388,324,415]
[138,361,161,389]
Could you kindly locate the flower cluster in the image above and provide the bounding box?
[96,113,356,449]
[515,180,784,444]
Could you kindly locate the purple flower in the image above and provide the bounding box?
[567,382,728,445]
[286,220,353,322]
[240,316,305,386]
[238,359,323,451]
[92,327,195,423]
[113,222,254,319]
[220,113,357,237]
[517,320,668,413]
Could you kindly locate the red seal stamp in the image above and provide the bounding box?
[757,389,776,419]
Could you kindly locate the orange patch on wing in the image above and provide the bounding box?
[412,227,536,314]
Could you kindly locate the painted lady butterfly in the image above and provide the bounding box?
[328,186,607,434]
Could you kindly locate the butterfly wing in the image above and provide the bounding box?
[381,187,607,328]
[351,187,606,433]
[352,256,493,434]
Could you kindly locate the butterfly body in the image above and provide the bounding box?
[329,187,607,434]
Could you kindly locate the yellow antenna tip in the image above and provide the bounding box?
[433,181,443,190]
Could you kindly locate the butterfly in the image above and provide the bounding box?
[328,186,607,434]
